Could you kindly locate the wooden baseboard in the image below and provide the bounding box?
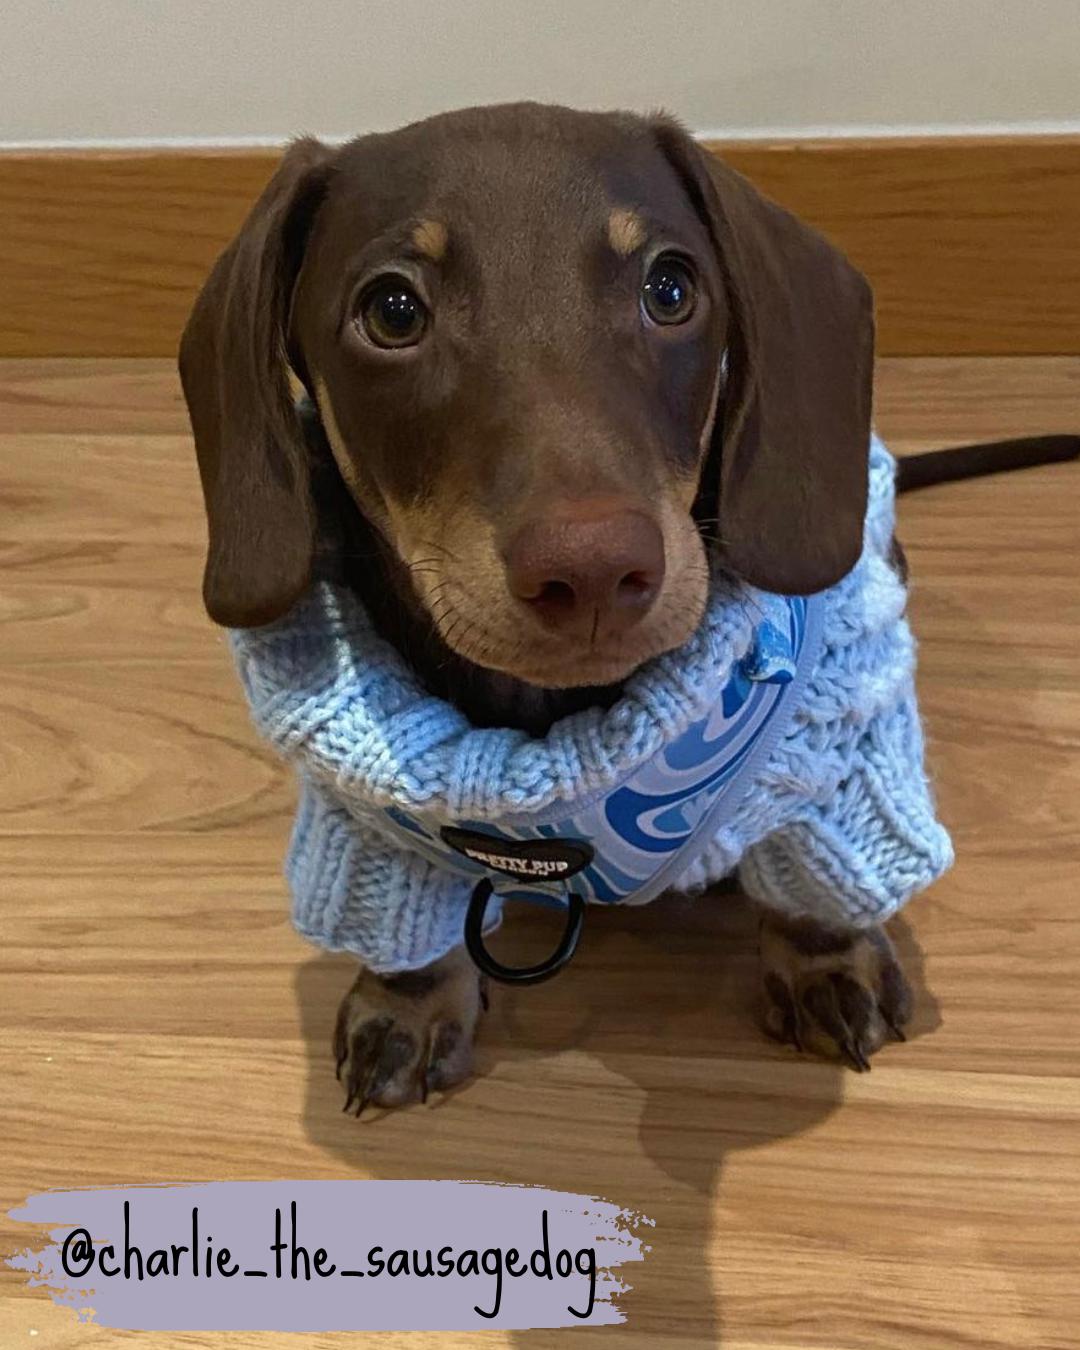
[1,136,1078,359]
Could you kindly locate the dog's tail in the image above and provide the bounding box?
[896,434,1080,493]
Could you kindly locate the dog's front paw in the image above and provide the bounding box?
[759,916,912,1072]
[333,947,487,1114]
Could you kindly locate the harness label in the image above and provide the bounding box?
[440,827,593,883]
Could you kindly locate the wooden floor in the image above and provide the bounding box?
[1,358,1078,1349]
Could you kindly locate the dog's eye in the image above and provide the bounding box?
[358,279,428,349]
[641,255,696,325]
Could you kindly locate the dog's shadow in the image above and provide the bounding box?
[294,893,937,1345]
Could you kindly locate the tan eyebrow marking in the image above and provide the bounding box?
[607,207,646,257]
[411,218,448,261]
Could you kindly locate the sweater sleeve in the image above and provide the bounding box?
[284,780,487,973]
[737,436,954,929]
[737,685,954,929]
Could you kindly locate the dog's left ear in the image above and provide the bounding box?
[654,119,875,595]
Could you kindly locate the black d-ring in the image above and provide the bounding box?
[464,878,586,986]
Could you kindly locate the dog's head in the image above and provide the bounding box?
[180,103,873,689]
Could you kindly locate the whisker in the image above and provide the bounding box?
[416,538,462,566]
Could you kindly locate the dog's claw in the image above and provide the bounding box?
[841,1039,872,1073]
[338,1020,392,1118]
[360,1026,391,1114]
[884,1014,907,1042]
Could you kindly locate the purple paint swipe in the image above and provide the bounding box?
[8,1180,653,1330]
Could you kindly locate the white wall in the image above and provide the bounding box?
[4,0,1079,147]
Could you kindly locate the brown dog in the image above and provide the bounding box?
[179,102,1073,1112]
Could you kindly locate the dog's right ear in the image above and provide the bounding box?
[652,118,874,596]
[179,138,334,627]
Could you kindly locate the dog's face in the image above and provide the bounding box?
[181,104,873,691]
[293,109,725,687]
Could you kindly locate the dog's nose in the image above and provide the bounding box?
[505,507,665,636]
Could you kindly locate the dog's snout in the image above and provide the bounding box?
[505,506,665,637]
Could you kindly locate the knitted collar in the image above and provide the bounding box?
[235,572,824,981]
[313,579,825,909]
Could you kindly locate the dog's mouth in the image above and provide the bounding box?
[405,522,710,690]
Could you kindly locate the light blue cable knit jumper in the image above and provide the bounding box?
[230,437,953,972]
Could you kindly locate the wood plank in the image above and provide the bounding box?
[1,357,1079,1348]
[1,138,1079,358]
[0,150,278,361]
[0,356,192,433]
